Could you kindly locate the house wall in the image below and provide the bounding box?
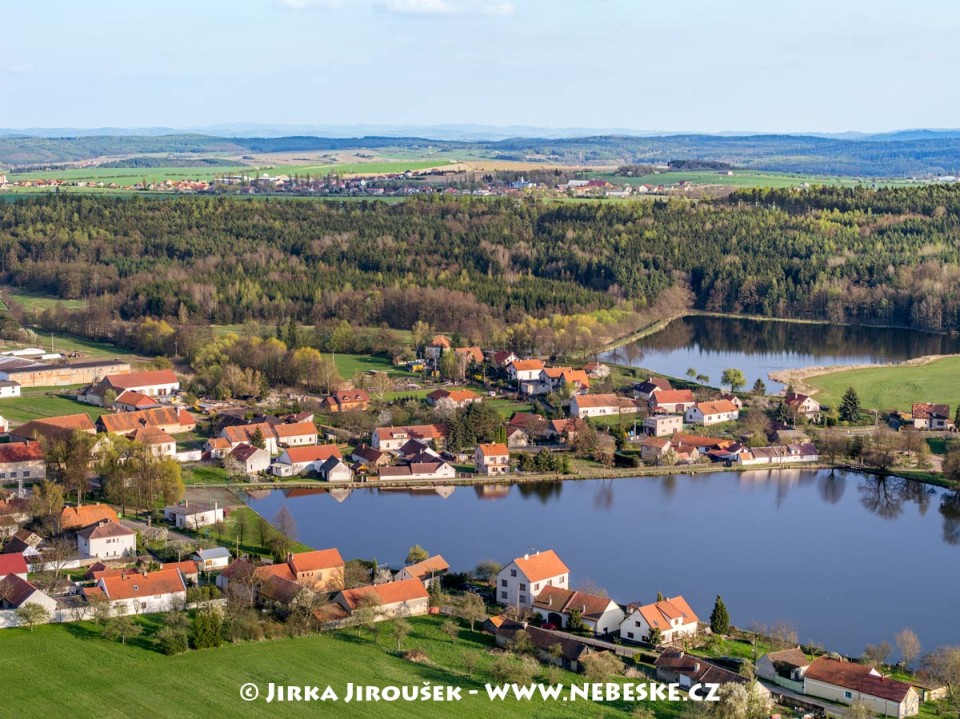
[0,384,20,398]
[0,459,46,483]
[644,416,683,437]
[2,362,131,388]
[803,678,917,718]
[323,464,352,482]
[496,565,568,608]
[280,433,317,447]
[172,508,224,530]
[81,533,137,559]
[109,591,186,615]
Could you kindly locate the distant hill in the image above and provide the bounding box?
[3,131,960,177]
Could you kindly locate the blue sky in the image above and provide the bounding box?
[1,0,958,132]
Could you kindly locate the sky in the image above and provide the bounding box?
[1,0,959,133]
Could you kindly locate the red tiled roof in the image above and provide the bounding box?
[99,407,195,433]
[509,359,545,372]
[454,347,484,364]
[105,370,178,390]
[230,443,266,461]
[634,596,699,631]
[0,553,29,576]
[512,550,569,582]
[427,388,482,403]
[428,335,452,348]
[0,573,41,607]
[60,504,119,531]
[532,586,615,621]
[222,422,274,444]
[693,400,739,415]
[274,421,317,439]
[13,413,96,441]
[127,425,175,445]
[651,389,695,405]
[282,444,342,463]
[805,658,913,703]
[0,441,44,464]
[161,560,199,576]
[288,548,344,573]
[338,578,428,610]
[477,443,509,457]
[100,568,186,600]
[402,555,449,580]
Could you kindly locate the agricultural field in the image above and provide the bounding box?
[2,286,88,313]
[0,391,104,424]
[0,616,671,719]
[805,356,960,412]
[6,165,248,185]
[590,169,921,190]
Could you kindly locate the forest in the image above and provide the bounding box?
[0,186,959,356]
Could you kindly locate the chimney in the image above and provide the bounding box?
[523,554,529,560]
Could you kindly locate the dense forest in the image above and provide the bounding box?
[0,187,959,355]
[5,132,960,176]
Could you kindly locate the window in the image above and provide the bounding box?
[635,620,642,627]
[533,583,539,591]
[519,594,527,604]
[8,471,15,478]
[510,569,517,577]
[22,471,30,478]
[627,632,634,639]
[501,579,507,587]
[843,691,853,700]
[500,591,507,600]
[519,583,526,591]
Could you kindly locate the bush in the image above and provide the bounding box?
[155,626,189,655]
[190,608,223,649]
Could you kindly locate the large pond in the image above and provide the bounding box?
[247,470,960,658]
[600,315,960,392]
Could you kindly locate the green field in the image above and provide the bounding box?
[806,356,960,412]
[0,615,666,719]
[333,353,415,379]
[591,169,920,190]
[2,286,88,312]
[0,392,104,424]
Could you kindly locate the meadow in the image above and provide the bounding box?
[805,356,960,411]
[2,286,88,312]
[0,390,104,424]
[0,615,669,719]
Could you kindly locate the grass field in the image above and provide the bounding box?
[591,169,920,189]
[0,615,670,719]
[0,392,103,424]
[806,356,960,411]
[2,286,88,312]
[334,353,415,379]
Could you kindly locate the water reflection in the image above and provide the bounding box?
[516,481,563,504]
[940,492,960,545]
[858,476,934,520]
[817,471,847,505]
[602,316,960,391]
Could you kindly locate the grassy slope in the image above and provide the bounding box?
[0,616,674,719]
[2,286,88,312]
[805,356,960,411]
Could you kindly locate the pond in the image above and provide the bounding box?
[600,315,960,392]
[247,470,960,658]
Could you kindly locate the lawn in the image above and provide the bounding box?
[485,398,534,419]
[2,286,88,312]
[182,464,231,486]
[0,330,139,360]
[805,356,960,412]
[0,615,679,718]
[334,353,415,379]
[0,392,104,424]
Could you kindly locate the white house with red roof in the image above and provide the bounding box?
[474,443,510,475]
[0,441,46,483]
[0,553,29,581]
[90,568,187,614]
[803,657,919,717]
[496,550,570,608]
[684,400,740,426]
[76,520,137,559]
[333,578,429,619]
[532,586,625,636]
[372,424,447,451]
[506,359,546,384]
[271,444,342,477]
[620,596,699,645]
[80,369,180,405]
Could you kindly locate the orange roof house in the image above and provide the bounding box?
[60,504,119,531]
[334,578,430,614]
[11,414,97,442]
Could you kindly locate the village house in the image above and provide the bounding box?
[10,413,97,443]
[0,574,57,618]
[89,568,187,614]
[685,399,740,426]
[163,501,224,530]
[0,441,45,483]
[273,421,319,448]
[2,529,43,559]
[219,422,278,454]
[0,381,21,399]
[491,350,519,367]
[113,390,162,412]
[98,407,196,435]
[803,657,919,718]
[633,377,673,401]
[351,445,390,468]
[569,394,640,419]
[163,560,200,585]
[719,393,744,409]
[546,417,585,444]
[620,596,699,645]
[204,437,231,459]
[655,650,763,698]
[333,578,430,619]
[424,335,452,361]
[318,456,353,482]
[229,443,271,474]
[495,620,592,673]
[506,359,546,384]
[532,586,625,636]
[522,367,591,397]
[372,424,447,452]
[287,549,345,592]
[643,414,683,438]
[426,388,483,409]
[454,346,484,365]
[192,547,231,572]
[639,436,673,462]
[126,425,177,458]
[496,550,570,609]
[756,647,810,692]
[378,460,456,481]
[649,389,697,414]
[506,426,530,448]
[0,358,130,389]
[475,443,510,475]
[737,443,819,466]
[0,553,29,580]
[60,504,119,532]
[270,444,342,477]
[320,389,370,413]
[784,392,822,422]
[76,520,137,559]
[81,369,180,405]
[395,554,449,588]
[911,402,952,431]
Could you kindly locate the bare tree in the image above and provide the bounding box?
[895,628,921,667]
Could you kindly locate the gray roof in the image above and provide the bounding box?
[193,547,231,561]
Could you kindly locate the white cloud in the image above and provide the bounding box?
[381,0,514,16]
[0,63,34,75]
[274,0,344,10]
